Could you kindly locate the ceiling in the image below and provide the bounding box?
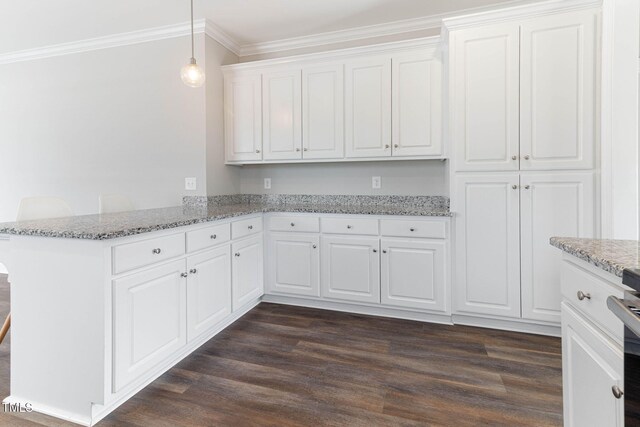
[0,0,543,55]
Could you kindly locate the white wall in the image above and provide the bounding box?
[239,160,448,196]
[0,35,212,223]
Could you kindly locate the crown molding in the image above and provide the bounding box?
[0,19,242,65]
[442,0,601,31]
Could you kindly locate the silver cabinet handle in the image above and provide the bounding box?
[382,249,387,254]
[347,225,352,229]
[256,149,261,153]
[296,148,300,152]
[248,225,253,230]
[312,244,317,249]
[210,234,217,239]
[410,227,415,232]
[511,155,517,160]
[152,248,162,254]
[303,148,308,152]
[290,222,295,227]
[512,185,518,190]
[612,385,624,399]
[180,272,188,278]
[385,144,390,149]
[394,144,399,148]
[577,290,591,301]
[524,155,530,160]
[189,268,197,274]
[524,185,530,190]
[234,253,240,257]
[373,249,378,253]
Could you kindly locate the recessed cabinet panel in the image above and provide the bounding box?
[453,174,521,317]
[451,23,520,171]
[302,64,345,159]
[263,70,302,160]
[520,173,595,323]
[345,57,392,158]
[392,51,442,157]
[268,233,320,297]
[224,74,262,162]
[113,260,187,392]
[186,246,232,342]
[520,10,597,170]
[232,235,264,311]
[321,235,380,303]
[381,239,446,312]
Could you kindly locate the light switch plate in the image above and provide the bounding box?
[264,178,272,189]
[372,176,381,189]
[185,177,197,191]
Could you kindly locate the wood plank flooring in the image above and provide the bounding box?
[0,274,563,426]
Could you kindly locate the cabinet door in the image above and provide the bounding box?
[562,303,624,427]
[113,260,187,392]
[521,172,595,323]
[224,74,262,162]
[392,50,442,157]
[453,174,521,318]
[262,69,302,160]
[520,10,597,170]
[267,233,320,297]
[186,245,231,342]
[302,64,344,159]
[232,235,264,311]
[381,238,446,312]
[451,23,520,171]
[321,235,380,303]
[345,56,392,158]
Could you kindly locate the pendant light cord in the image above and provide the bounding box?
[190,0,195,59]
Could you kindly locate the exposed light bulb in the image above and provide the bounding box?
[181,58,205,88]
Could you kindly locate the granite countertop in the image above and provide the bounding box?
[550,237,640,277]
[0,202,451,241]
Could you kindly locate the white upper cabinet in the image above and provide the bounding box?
[451,23,520,172]
[262,69,302,160]
[302,64,345,159]
[345,56,392,158]
[224,74,262,162]
[520,10,597,170]
[392,50,442,157]
[453,174,521,318]
[520,172,595,323]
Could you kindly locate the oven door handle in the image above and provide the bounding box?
[608,295,640,337]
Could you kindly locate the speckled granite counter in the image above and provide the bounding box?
[0,201,451,240]
[550,237,640,277]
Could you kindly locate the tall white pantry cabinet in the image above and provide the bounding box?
[446,6,600,327]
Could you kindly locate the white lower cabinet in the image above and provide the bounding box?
[113,260,187,392]
[186,245,232,342]
[321,235,380,303]
[381,238,446,312]
[267,233,320,297]
[232,235,264,311]
[562,302,624,427]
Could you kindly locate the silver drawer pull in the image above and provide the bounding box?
[410,227,415,232]
[511,155,517,160]
[180,272,188,278]
[577,291,591,301]
[373,249,378,253]
[312,245,317,249]
[612,385,624,399]
[210,234,217,239]
[383,249,387,254]
[290,223,295,227]
[347,225,352,229]
[152,248,162,255]
[248,225,253,230]
[189,268,197,274]
[235,252,240,257]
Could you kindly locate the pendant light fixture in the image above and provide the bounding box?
[181,0,205,87]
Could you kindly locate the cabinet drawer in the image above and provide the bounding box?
[269,216,320,233]
[113,233,185,274]
[380,219,446,239]
[561,261,624,343]
[186,223,231,253]
[232,216,263,239]
[321,217,379,236]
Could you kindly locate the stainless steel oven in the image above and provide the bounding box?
[607,269,640,424]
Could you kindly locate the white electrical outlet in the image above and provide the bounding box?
[372,176,381,189]
[264,178,272,189]
[185,177,197,191]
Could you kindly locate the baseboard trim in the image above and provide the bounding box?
[2,395,91,426]
[452,314,561,337]
[262,294,454,325]
[89,297,261,426]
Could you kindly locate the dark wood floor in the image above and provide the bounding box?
[0,273,563,426]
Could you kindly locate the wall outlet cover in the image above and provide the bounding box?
[185,177,197,191]
[264,178,272,189]
[372,176,381,189]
